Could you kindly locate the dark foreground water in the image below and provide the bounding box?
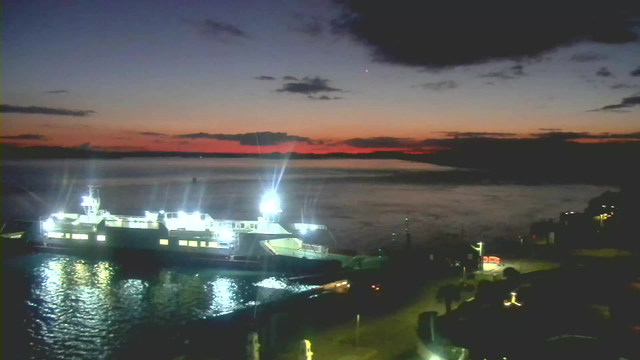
[1,158,614,359]
[1,253,314,359]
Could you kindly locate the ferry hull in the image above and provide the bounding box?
[2,237,342,275]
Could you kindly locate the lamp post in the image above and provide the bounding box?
[470,241,483,272]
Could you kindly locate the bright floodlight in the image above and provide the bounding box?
[300,228,307,235]
[43,218,55,232]
[219,229,234,241]
[260,191,282,214]
[81,196,93,206]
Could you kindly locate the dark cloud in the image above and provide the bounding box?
[415,80,457,91]
[532,131,590,140]
[45,90,69,94]
[479,72,515,80]
[0,134,47,140]
[91,145,149,152]
[307,95,342,100]
[331,1,640,69]
[342,131,640,150]
[276,76,343,95]
[439,132,516,138]
[290,15,325,37]
[593,132,640,140]
[569,52,608,63]
[254,75,276,80]
[590,95,640,112]
[174,131,310,146]
[479,65,526,80]
[631,66,640,77]
[138,132,167,137]
[187,19,249,41]
[532,131,640,140]
[539,128,562,131]
[596,67,614,77]
[0,104,95,117]
[343,137,416,148]
[283,76,298,81]
[511,64,526,76]
[610,83,640,90]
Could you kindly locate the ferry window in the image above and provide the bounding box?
[97,234,106,241]
[200,214,205,221]
[200,241,206,247]
[208,242,218,248]
[179,240,187,246]
[188,241,198,247]
[241,223,245,228]
[160,239,169,245]
[72,233,88,240]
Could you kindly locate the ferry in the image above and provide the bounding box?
[4,186,366,273]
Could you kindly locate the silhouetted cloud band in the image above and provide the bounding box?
[175,131,310,146]
[0,104,95,117]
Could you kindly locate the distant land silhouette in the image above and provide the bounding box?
[2,140,639,186]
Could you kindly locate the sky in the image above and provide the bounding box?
[1,0,640,153]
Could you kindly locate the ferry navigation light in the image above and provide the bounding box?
[260,191,282,214]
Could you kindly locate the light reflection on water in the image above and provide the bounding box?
[8,254,308,359]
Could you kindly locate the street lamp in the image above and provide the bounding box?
[471,241,483,271]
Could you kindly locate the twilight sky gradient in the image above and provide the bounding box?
[1,0,639,153]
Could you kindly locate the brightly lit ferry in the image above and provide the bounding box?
[32,186,355,272]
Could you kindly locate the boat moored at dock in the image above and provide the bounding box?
[23,186,351,273]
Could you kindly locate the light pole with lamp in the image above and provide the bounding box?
[470,241,483,272]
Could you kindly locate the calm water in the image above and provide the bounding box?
[1,158,613,359]
[1,254,314,360]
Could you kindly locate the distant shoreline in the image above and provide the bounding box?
[2,142,638,186]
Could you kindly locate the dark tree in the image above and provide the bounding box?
[436,283,462,313]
